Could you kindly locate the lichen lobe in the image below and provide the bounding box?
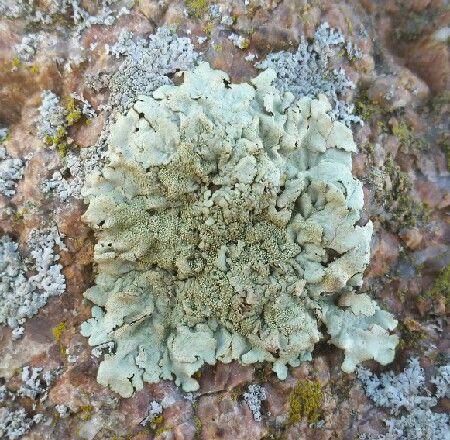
[80,62,398,397]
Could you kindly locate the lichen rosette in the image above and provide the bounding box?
[81,63,398,397]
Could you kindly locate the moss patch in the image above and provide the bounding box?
[288,380,323,424]
[78,405,94,421]
[44,96,83,157]
[193,415,202,439]
[52,321,66,342]
[424,265,450,306]
[398,318,426,350]
[355,89,385,122]
[381,155,427,231]
[391,121,426,153]
[185,0,209,18]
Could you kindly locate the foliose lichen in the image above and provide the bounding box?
[106,27,199,114]
[0,408,42,440]
[256,22,362,127]
[42,27,198,202]
[80,62,397,397]
[358,358,449,440]
[0,365,61,440]
[0,227,66,337]
[0,0,132,30]
[243,384,266,422]
[0,146,24,197]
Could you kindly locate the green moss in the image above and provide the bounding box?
[153,415,168,435]
[430,91,450,112]
[185,0,209,18]
[28,65,39,74]
[44,97,84,157]
[392,4,442,43]
[11,57,21,70]
[193,415,202,439]
[65,97,82,127]
[354,88,386,122]
[261,429,283,440]
[229,384,246,402]
[398,318,426,350]
[380,155,427,231]
[0,131,11,144]
[255,364,274,383]
[45,125,68,157]
[438,137,450,171]
[392,121,426,152]
[424,265,450,306]
[240,38,250,49]
[52,321,66,342]
[78,405,94,421]
[203,22,214,36]
[288,380,323,424]
[12,209,26,223]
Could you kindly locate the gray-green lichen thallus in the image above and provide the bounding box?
[81,63,398,397]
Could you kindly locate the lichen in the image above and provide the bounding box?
[0,227,66,337]
[288,379,323,424]
[0,0,132,30]
[358,358,449,440]
[228,33,250,50]
[256,22,362,127]
[0,408,41,440]
[0,366,61,439]
[0,146,24,197]
[140,401,163,426]
[80,62,397,397]
[14,34,42,62]
[106,27,199,114]
[38,92,85,157]
[243,384,266,421]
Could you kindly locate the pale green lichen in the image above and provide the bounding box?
[80,63,398,397]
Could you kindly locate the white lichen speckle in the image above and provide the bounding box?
[0,227,66,334]
[358,358,450,440]
[37,91,66,140]
[256,22,363,126]
[55,404,70,418]
[107,27,199,113]
[140,401,163,426]
[243,384,267,422]
[0,146,24,197]
[228,33,250,49]
[0,365,61,439]
[14,34,42,62]
[0,408,40,440]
